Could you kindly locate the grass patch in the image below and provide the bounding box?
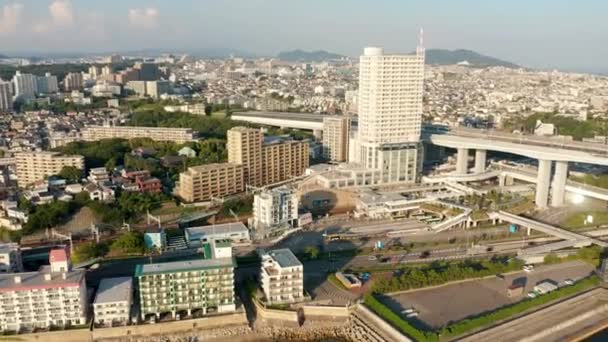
[561,211,608,230]
[328,273,349,291]
[364,275,600,341]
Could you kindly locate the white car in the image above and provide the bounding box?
[527,292,537,298]
[523,265,534,273]
[564,279,574,286]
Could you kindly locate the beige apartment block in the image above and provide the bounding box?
[227,127,309,187]
[322,116,350,162]
[15,151,84,187]
[227,127,264,187]
[261,139,309,185]
[176,163,244,203]
[81,125,195,144]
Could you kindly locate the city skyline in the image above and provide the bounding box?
[1,0,608,73]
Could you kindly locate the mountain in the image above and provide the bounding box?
[0,54,8,59]
[425,49,519,68]
[277,50,345,62]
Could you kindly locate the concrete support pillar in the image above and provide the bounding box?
[527,227,531,236]
[551,161,568,207]
[456,148,469,174]
[535,159,552,209]
[187,309,191,316]
[474,150,487,174]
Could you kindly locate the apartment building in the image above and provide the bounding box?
[81,125,196,144]
[14,151,85,188]
[93,277,133,327]
[135,240,236,320]
[64,72,83,92]
[322,116,350,162]
[251,186,298,239]
[176,163,244,203]
[0,248,88,332]
[261,138,309,185]
[0,243,22,273]
[0,80,13,112]
[260,249,304,305]
[348,44,425,184]
[227,127,309,187]
[227,127,264,187]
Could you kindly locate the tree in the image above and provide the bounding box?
[110,231,145,255]
[72,242,108,263]
[58,166,83,183]
[304,245,320,259]
[204,105,213,116]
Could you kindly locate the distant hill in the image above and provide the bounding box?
[277,50,345,62]
[425,49,519,68]
[0,54,8,59]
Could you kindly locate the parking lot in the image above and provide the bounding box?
[380,260,595,329]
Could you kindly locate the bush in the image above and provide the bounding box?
[110,231,146,255]
[72,241,108,264]
[372,257,523,293]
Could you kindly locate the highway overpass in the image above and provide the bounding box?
[424,126,608,209]
[232,111,328,131]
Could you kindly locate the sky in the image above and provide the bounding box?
[1,0,607,73]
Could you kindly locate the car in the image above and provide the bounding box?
[527,291,537,298]
[406,312,419,318]
[402,308,416,314]
[368,255,377,261]
[420,250,431,258]
[564,279,574,286]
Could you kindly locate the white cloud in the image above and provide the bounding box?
[49,0,74,27]
[128,7,159,30]
[0,3,23,35]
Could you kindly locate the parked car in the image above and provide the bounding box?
[564,279,574,286]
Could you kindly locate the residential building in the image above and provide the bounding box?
[0,248,87,332]
[64,72,83,91]
[36,73,59,94]
[14,152,84,188]
[260,249,304,305]
[0,80,12,112]
[135,240,236,320]
[322,116,350,162]
[134,62,161,81]
[135,175,162,193]
[0,243,22,273]
[81,125,196,144]
[88,167,110,185]
[12,71,37,100]
[176,163,244,203]
[227,127,264,187]
[125,81,147,97]
[146,80,172,98]
[251,186,298,239]
[349,45,425,184]
[93,277,133,327]
[227,127,309,188]
[185,222,250,247]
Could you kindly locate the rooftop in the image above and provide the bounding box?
[94,277,132,304]
[185,222,249,238]
[135,257,235,277]
[0,268,85,293]
[265,248,302,268]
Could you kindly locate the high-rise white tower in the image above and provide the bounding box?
[350,36,425,183]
